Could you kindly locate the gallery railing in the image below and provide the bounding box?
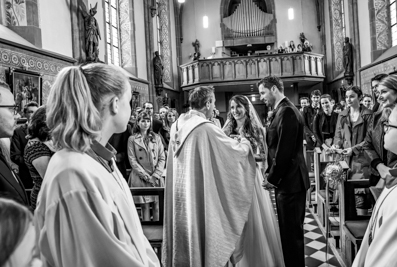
[180,52,325,89]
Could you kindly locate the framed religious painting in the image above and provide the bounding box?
[9,68,42,116]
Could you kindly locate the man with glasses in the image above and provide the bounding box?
[0,81,29,206]
[10,101,38,189]
[371,73,388,112]
[142,102,162,134]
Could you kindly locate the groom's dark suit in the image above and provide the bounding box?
[266,97,310,267]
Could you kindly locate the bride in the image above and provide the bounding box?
[223,95,285,267]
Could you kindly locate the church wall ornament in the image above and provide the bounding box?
[369,0,392,61]
[330,0,344,73]
[0,41,75,104]
[374,0,390,50]
[158,0,172,83]
[118,0,133,69]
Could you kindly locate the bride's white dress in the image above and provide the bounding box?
[234,161,285,267]
[224,125,285,267]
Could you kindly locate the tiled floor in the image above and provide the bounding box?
[270,191,342,267]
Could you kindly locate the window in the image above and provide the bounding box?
[341,0,346,38]
[156,0,162,55]
[390,0,397,46]
[105,0,120,66]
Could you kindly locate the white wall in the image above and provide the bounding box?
[181,0,222,63]
[40,0,73,57]
[358,0,371,67]
[277,0,321,53]
[134,0,148,80]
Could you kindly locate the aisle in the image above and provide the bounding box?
[270,191,341,267]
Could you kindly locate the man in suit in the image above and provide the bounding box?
[143,102,162,134]
[258,75,309,267]
[371,73,388,113]
[10,101,38,189]
[302,89,321,150]
[0,81,29,206]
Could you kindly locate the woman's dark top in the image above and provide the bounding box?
[24,140,53,210]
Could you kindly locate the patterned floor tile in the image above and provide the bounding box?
[270,190,342,267]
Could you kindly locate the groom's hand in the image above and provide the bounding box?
[262,175,276,190]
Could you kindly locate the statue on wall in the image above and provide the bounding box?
[81,3,101,62]
[299,32,313,52]
[153,51,164,88]
[192,39,201,60]
[343,37,353,76]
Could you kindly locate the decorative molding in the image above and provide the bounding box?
[374,0,390,50]
[0,48,68,75]
[158,0,171,82]
[119,0,132,68]
[330,0,344,72]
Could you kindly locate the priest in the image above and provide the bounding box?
[162,86,257,267]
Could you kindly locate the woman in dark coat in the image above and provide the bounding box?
[313,94,339,149]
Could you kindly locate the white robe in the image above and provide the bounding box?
[352,184,397,267]
[162,110,257,267]
[34,149,160,267]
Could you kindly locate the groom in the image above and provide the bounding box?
[258,75,310,267]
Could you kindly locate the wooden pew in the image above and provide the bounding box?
[130,187,164,261]
[315,151,344,248]
[303,140,316,209]
[339,177,371,266]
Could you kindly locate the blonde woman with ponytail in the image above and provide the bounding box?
[34,63,160,267]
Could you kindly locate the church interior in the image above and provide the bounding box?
[1,0,397,267]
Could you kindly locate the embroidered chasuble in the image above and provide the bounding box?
[162,111,256,267]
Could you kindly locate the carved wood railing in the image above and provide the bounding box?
[180,52,325,89]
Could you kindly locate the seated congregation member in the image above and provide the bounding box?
[371,73,388,113]
[159,108,178,151]
[332,86,373,213]
[299,96,309,112]
[159,106,168,124]
[332,86,373,178]
[313,94,339,149]
[363,75,397,187]
[108,123,132,180]
[0,198,42,267]
[352,104,397,267]
[153,112,161,121]
[143,102,162,134]
[333,103,344,114]
[24,106,54,210]
[128,111,165,221]
[10,101,38,189]
[302,90,321,150]
[162,86,260,266]
[362,94,373,110]
[35,64,160,267]
[0,82,29,206]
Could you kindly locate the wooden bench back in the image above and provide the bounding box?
[130,187,165,225]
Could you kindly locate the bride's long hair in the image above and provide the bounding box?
[226,95,262,144]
